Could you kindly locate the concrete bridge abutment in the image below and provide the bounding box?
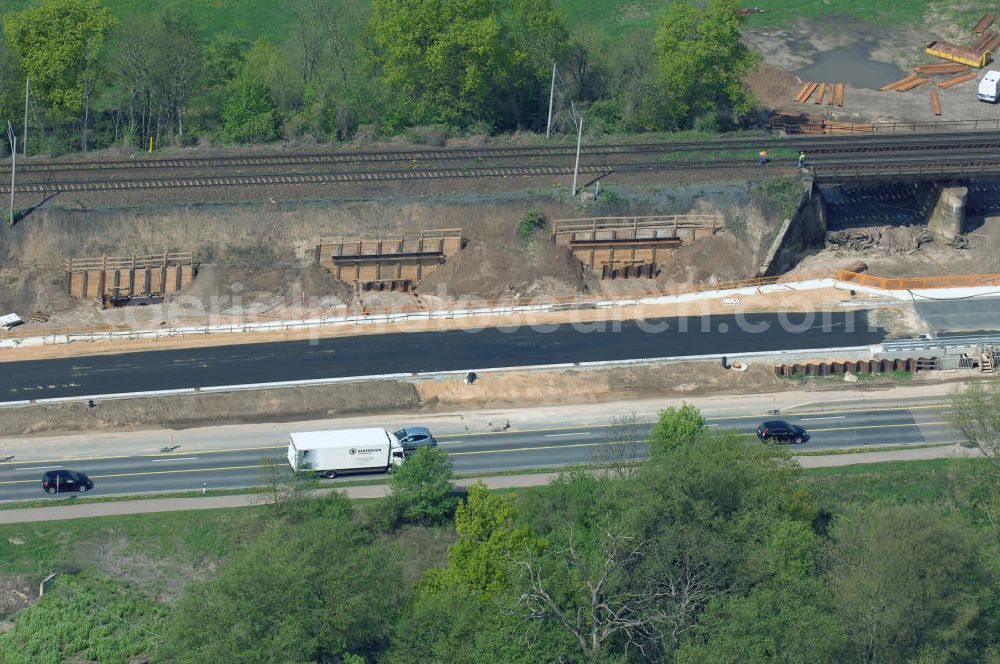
[926,185,968,241]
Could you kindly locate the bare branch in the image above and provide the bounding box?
[948,382,1000,465]
[591,413,647,478]
[507,523,726,661]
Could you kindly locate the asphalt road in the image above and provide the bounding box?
[0,311,885,402]
[914,297,1000,336]
[0,403,954,501]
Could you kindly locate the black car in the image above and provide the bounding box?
[41,470,93,494]
[756,421,810,445]
[393,427,439,451]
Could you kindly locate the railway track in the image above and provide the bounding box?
[6,152,1000,194]
[3,164,617,194]
[8,130,1000,172]
[3,131,1000,194]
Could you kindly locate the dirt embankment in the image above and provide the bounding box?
[0,380,422,437]
[0,184,786,330]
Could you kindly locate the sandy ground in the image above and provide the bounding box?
[746,13,1000,125]
[0,179,788,334]
[796,215,1000,277]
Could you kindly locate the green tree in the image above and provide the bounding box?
[367,0,511,128]
[429,482,544,595]
[202,34,250,95]
[221,69,281,143]
[649,0,758,130]
[647,402,707,456]
[826,503,996,664]
[504,0,569,127]
[4,0,116,150]
[0,37,25,140]
[159,507,402,663]
[678,576,845,663]
[390,446,458,526]
[245,37,295,121]
[678,521,846,662]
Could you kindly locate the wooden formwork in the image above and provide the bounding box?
[65,253,196,306]
[552,215,723,279]
[317,229,463,291]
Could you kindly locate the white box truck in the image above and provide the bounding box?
[287,428,405,478]
[978,70,1000,102]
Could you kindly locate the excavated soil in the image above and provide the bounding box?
[0,381,421,436]
[0,183,787,332]
[797,215,1000,277]
[0,574,34,623]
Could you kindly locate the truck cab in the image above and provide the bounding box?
[978,70,1000,102]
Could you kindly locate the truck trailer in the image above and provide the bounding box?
[287,428,405,478]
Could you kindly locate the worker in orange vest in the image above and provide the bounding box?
[758,150,768,165]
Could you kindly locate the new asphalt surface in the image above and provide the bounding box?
[0,310,885,402]
[0,403,953,501]
[914,296,1000,336]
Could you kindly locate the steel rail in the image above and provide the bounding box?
[7,130,1000,176]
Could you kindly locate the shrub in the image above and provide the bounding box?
[390,447,458,526]
[517,209,548,239]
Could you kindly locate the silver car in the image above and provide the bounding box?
[393,427,439,451]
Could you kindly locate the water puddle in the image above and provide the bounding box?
[797,46,908,89]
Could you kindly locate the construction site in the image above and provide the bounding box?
[0,6,999,427]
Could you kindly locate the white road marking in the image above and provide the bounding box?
[801,416,846,421]
[16,465,61,471]
[544,432,591,437]
[152,457,199,462]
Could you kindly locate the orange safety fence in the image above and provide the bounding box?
[5,270,1000,343]
[836,271,1000,291]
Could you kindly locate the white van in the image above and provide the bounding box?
[978,70,1000,102]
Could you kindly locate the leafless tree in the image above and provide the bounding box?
[509,526,721,662]
[257,456,318,521]
[948,381,1000,537]
[948,381,1000,464]
[111,12,201,148]
[590,413,647,478]
[161,13,202,138]
[287,0,351,87]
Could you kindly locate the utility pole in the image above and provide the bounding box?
[545,62,557,139]
[571,102,583,197]
[22,78,29,157]
[6,122,15,226]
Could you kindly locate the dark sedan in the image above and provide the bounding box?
[42,469,94,494]
[756,421,810,445]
